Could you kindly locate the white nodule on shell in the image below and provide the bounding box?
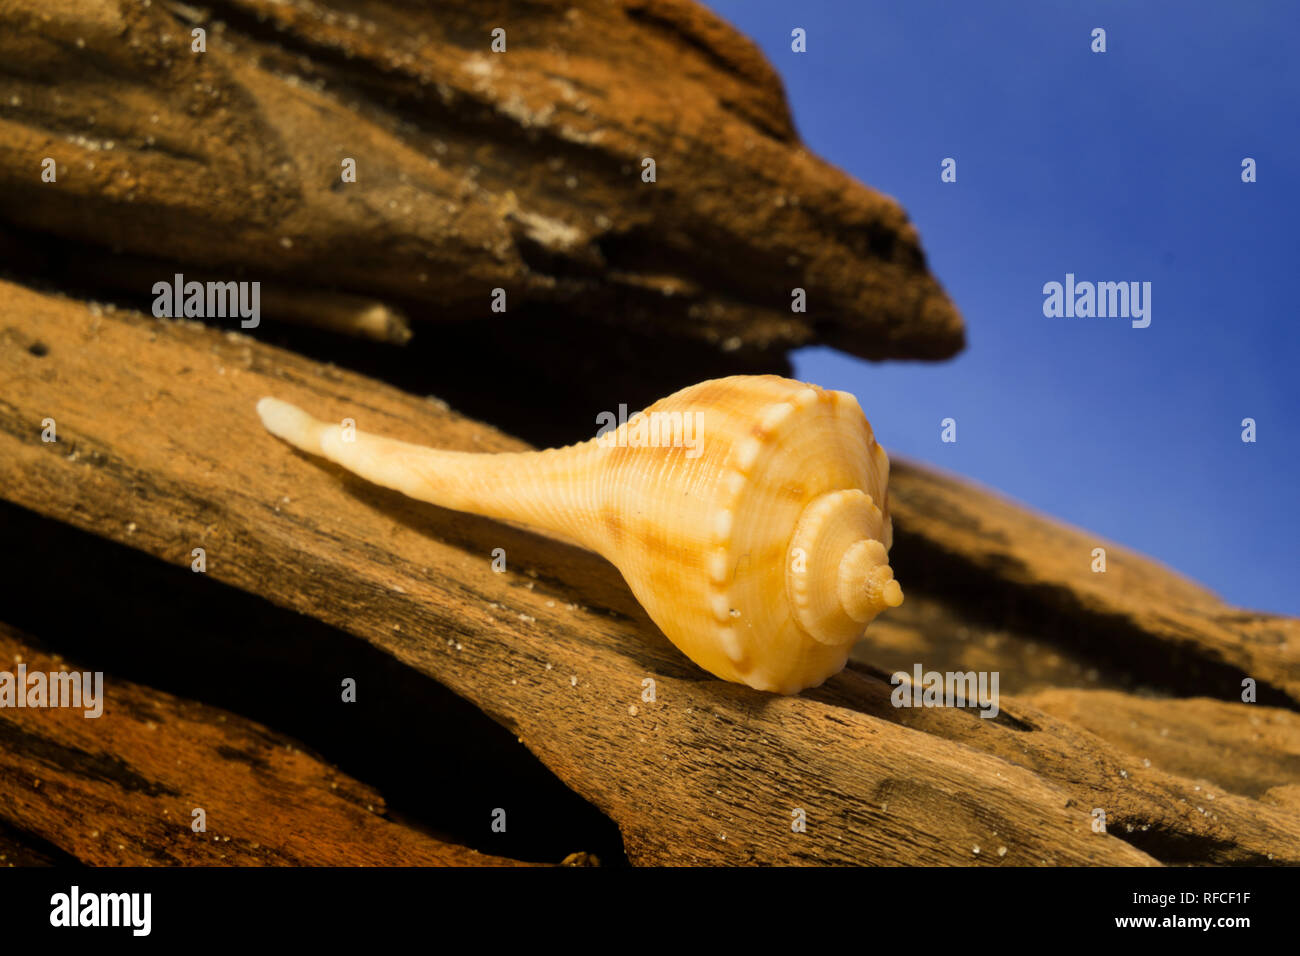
[831,389,861,412]
[760,400,794,434]
[718,627,745,663]
[713,508,734,540]
[708,549,729,584]
[734,437,762,473]
[794,387,819,409]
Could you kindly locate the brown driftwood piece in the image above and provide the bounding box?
[7,284,1300,864]
[0,0,961,361]
[812,669,1300,865]
[1026,688,1300,803]
[887,463,1300,708]
[0,624,536,866]
[849,588,1110,696]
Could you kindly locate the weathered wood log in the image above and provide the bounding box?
[812,668,1300,865]
[0,623,536,866]
[4,280,1298,864]
[0,0,962,362]
[885,464,1300,707]
[1026,689,1300,803]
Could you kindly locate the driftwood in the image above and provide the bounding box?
[1026,689,1300,807]
[4,280,1298,865]
[0,0,962,364]
[885,464,1300,708]
[0,623,534,866]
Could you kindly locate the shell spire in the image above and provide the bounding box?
[786,488,902,648]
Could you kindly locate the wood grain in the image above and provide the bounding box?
[1026,688,1300,802]
[0,624,535,866]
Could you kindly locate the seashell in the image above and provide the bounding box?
[256,375,902,694]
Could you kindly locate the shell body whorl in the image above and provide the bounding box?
[582,375,898,693]
[257,374,902,694]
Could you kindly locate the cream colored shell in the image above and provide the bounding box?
[257,375,902,694]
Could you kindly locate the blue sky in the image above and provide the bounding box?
[701,1,1299,614]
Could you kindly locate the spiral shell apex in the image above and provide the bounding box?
[257,374,903,694]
